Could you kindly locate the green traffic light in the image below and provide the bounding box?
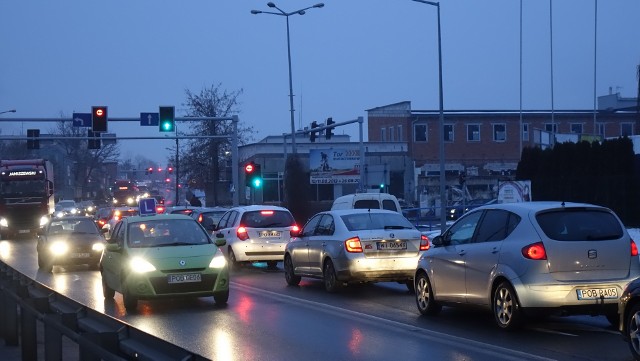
[253,178,262,188]
[159,106,175,133]
[161,120,174,132]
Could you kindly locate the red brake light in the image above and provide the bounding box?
[261,210,274,215]
[98,220,105,226]
[237,226,249,241]
[198,214,203,223]
[420,234,430,251]
[631,240,638,257]
[156,206,165,214]
[291,225,299,232]
[521,242,547,260]
[345,237,363,253]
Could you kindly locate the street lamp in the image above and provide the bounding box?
[0,109,16,115]
[412,0,446,232]
[251,2,324,155]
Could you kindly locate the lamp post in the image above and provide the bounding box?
[251,2,324,155]
[412,0,446,232]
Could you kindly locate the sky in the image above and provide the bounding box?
[1,0,639,165]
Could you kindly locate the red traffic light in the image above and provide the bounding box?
[245,164,254,173]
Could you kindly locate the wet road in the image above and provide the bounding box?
[0,237,632,361]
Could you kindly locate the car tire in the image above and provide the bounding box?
[228,247,239,270]
[626,303,640,360]
[493,281,523,330]
[214,290,229,306]
[102,276,115,299]
[323,259,342,293]
[415,272,441,316]
[284,255,301,286]
[122,283,138,311]
[266,261,278,269]
[38,254,53,273]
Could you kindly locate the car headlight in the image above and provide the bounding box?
[209,249,227,268]
[0,218,8,227]
[126,197,135,205]
[87,206,94,212]
[129,257,156,273]
[39,216,50,226]
[92,243,105,252]
[55,211,65,218]
[112,199,118,204]
[50,241,69,256]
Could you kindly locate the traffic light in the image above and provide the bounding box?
[147,167,153,175]
[244,162,262,188]
[91,106,108,132]
[168,166,173,174]
[159,106,175,132]
[88,130,101,149]
[27,129,40,149]
[325,117,334,139]
[310,121,318,142]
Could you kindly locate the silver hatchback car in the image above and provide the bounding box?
[285,209,429,292]
[414,201,640,330]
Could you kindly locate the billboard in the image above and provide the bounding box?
[309,149,360,184]
[498,180,532,203]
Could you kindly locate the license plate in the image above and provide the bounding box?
[18,229,30,234]
[260,230,281,238]
[576,287,618,300]
[377,241,407,250]
[168,273,202,284]
[71,253,91,258]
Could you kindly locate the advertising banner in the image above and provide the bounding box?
[498,180,532,203]
[309,149,360,184]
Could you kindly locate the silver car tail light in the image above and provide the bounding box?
[420,234,430,251]
[521,242,547,260]
[345,237,363,253]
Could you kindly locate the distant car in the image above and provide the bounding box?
[54,200,79,217]
[619,277,640,360]
[190,207,229,233]
[284,209,429,292]
[99,214,229,311]
[214,205,297,269]
[78,200,97,216]
[94,207,114,229]
[168,206,201,217]
[414,201,640,330]
[101,206,139,239]
[36,216,105,272]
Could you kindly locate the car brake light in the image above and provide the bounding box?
[345,237,363,253]
[631,240,638,257]
[521,242,547,260]
[261,210,274,215]
[198,214,203,223]
[420,234,430,251]
[291,225,299,232]
[98,220,105,226]
[237,226,249,241]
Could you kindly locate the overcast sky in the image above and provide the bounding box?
[1,0,639,164]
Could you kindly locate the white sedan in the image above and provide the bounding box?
[284,209,429,292]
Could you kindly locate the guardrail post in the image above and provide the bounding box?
[44,314,63,361]
[2,278,20,346]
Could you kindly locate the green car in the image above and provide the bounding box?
[100,214,229,311]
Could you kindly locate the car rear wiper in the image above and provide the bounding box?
[585,234,621,240]
[384,225,413,229]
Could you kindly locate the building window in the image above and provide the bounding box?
[414,124,427,142]
[570,123,583,134]
[444,124,454,142]
[467,124,480,142]
[389,126,395,142]
[621,123,634,136]
[397,125,403,142]
[493,124,506,142]
[522,123,529,141]
[380,127,386,141]
[597,123,605,137]
[545,123,558,133]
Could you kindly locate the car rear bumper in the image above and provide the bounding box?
[335,257,418,283]
[512,279,633,309]
[233,242,286,262]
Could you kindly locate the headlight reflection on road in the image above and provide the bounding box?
[0,241,11,258]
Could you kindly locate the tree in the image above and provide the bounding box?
[50,116,120,200]
[177,83,254,206]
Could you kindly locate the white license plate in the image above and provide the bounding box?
[18,229,30,234]
[576,287,618,300]
[71,253,91,258]
[168,273,202,284]
[260,231,281,238]
[377,241,407,250]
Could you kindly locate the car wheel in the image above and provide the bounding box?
[493,281,523,330]
[626,303,640,360]
[38,254,53,273]
[284,255,301,286]
[214,290,229,306]
[228,247,239,270]
[266,260,278,269]
[323,259,342,293]
[122,284,138,311]
[102,276,115,299]
[415,272,441,315]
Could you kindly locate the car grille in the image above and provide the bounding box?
[149,274,217,295]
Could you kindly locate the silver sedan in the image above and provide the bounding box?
[284,209,429,292]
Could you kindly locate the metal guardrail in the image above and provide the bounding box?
[0,261,209,361]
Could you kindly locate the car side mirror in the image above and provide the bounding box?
[214,238,226,247]
[105,243,121,252]
[431,235,444,246]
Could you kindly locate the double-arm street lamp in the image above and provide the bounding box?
[251,2,324,155]
[412,0,446,232]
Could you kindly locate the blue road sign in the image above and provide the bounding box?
[72,113,92,127]
[138,198,157,216]
[140,112,159,126]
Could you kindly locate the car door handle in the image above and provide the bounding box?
[491,247,499,253]
[458,250,466,256]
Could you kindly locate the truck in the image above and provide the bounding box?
[0,159,55,238]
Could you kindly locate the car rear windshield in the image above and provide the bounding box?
[536,208,624,241]
[240,210,294,228]
[341,213,415,231]
[353,200,380,209]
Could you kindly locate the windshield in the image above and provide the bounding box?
[127,219,211,248]
[341,212,415,231]
[0,179,46,197]
[48,218,99,235]
[57,201,76,208]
